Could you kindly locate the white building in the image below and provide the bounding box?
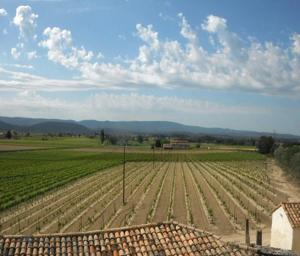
[271,202,300,252]
[163,139,190,150]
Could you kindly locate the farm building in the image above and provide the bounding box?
[1,221,298,256]
[163,139,190,150]
[270,202,300,252]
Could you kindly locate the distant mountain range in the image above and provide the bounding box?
[0,116,299,139]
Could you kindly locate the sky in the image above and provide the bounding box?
[0,0,300,135]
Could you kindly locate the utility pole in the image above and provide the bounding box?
[152,146,155,169]
[123,143,126,205]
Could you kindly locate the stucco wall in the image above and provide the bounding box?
[292,228,300,252]
[271,207,293,250]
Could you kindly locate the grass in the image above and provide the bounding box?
[0,136,101,148]
[0,136,157,149]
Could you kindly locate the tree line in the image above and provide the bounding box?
[256,135,300,181]
[274,144,300,180]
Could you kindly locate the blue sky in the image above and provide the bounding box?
[0,0,300,135]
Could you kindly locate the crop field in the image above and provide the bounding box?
[0,153,287,236]
[0,148,263,211]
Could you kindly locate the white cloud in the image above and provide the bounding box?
[3,13,297,97]
[136,24,160,50]
[118,34,126,40]
[201,15,244,59]
[11,48,21,59]
[9,64,34,69]
[159,12,174,22]
[0,91,269,122]
[27,51,38,60]
[291,33,300,55]
[0,8,7,16]
[39,27,94,69]
[96,52,104,59]
[201,15,227,33]
[178,13,197,43]
[13,5,38,39]
[0,66,124,91]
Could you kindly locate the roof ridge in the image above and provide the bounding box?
[0,221,182,238]
[170,221,222,240]
[272,202,300,228]
[271,201,300,213]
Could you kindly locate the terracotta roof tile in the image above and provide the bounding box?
[0,222,257,256]
[281,202,300,228]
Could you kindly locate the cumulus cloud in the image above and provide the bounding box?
[178,13,197,43]
[11,48,21,59]
[136,24,159,49]
[0,8,7,16]
[201,15,227,33]
[39,27,93,69]
[4,13,298,97]
[27,51,38,60]
[13,5,38,39]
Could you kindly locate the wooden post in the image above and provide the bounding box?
[245,218,250,245]
[123,144,126,205]
[256,230,262,246]
[102,214,104,229]
[234,205,236,221]
[18,217,20,233]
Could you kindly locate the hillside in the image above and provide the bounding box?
[28,121,91,134]
[0,121,17,131]
[0,116,299,139]
[0,120,90,135]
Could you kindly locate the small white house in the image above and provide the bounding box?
[271,202,300,252]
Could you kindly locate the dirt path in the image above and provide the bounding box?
[268,159,300,202]
[183,162,211,230]
[152,163,174,222]
[131,163,169,225]
[173,162,187,224]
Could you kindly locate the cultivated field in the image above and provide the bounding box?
[0,158,287,236]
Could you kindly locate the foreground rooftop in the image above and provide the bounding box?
[0,221,298,256]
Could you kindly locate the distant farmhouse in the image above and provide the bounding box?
[163,138,190,150]
[271,202,300,252]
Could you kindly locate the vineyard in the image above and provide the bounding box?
[0,149,263,211]
[0,159,287,236]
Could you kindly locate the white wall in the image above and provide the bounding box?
[292,228,300,252]
[271,207,293,250]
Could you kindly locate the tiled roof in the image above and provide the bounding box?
[281,202,300,228]
[0,222,253,256]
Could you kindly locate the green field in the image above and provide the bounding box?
[0,137,263,212]
[0,136,256,150]
[0,137,101,148]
